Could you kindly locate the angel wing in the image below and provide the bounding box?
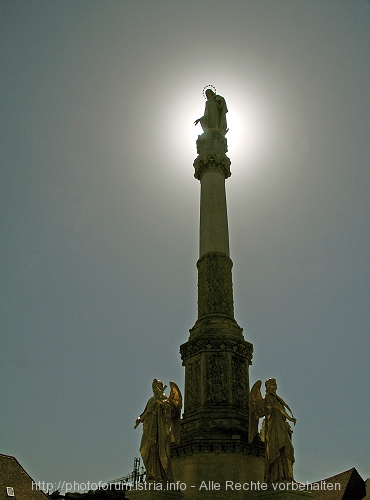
[249,380,265,443]
[169,381,182,444]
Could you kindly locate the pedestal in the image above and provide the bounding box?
[172,448,265,500]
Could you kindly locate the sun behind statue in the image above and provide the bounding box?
[194,86,228,136]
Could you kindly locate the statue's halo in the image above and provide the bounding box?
[203,85,217,99]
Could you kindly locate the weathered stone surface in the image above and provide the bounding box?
[199,171,230,257]
[172,451,265,500]
[126,488,184,500]
[169,95,266,498]
[254,490,312,500]
[178,330,254,446]
[188,315,245,341]
[194,131,231,181]
[197,253,234,317]
[196,130,229,155]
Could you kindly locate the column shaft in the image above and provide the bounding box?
[199,170,229,258]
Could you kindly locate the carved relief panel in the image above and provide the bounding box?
[231,354,248,409]
[206,353,228,404]
[185,357,201,412]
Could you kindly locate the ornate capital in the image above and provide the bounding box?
[194,153,231,180]
[194,131,231,180]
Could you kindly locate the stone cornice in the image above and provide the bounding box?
[172,440,265,459]
[180,336,254,362]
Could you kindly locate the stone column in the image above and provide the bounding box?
[193,131,235,326]
[171,131,265,499]
[199,161,230,258]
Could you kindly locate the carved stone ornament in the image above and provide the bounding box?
[180,337,253,363]
[185,358,200,409]
[194,153,231,181]
[194,129,230,180]
[206,354,228,404]
[172,439,265,459]
[231,355,248,409]
[197,252,234,318]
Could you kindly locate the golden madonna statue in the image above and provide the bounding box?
[194,87,228,135]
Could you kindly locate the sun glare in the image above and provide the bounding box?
[153,76,271,181]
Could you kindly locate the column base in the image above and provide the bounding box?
[172,451,265,500]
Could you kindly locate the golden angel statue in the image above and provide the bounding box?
[249,378,296,483]
[135,379,182,482]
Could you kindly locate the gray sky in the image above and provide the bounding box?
[1,0,369,492]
